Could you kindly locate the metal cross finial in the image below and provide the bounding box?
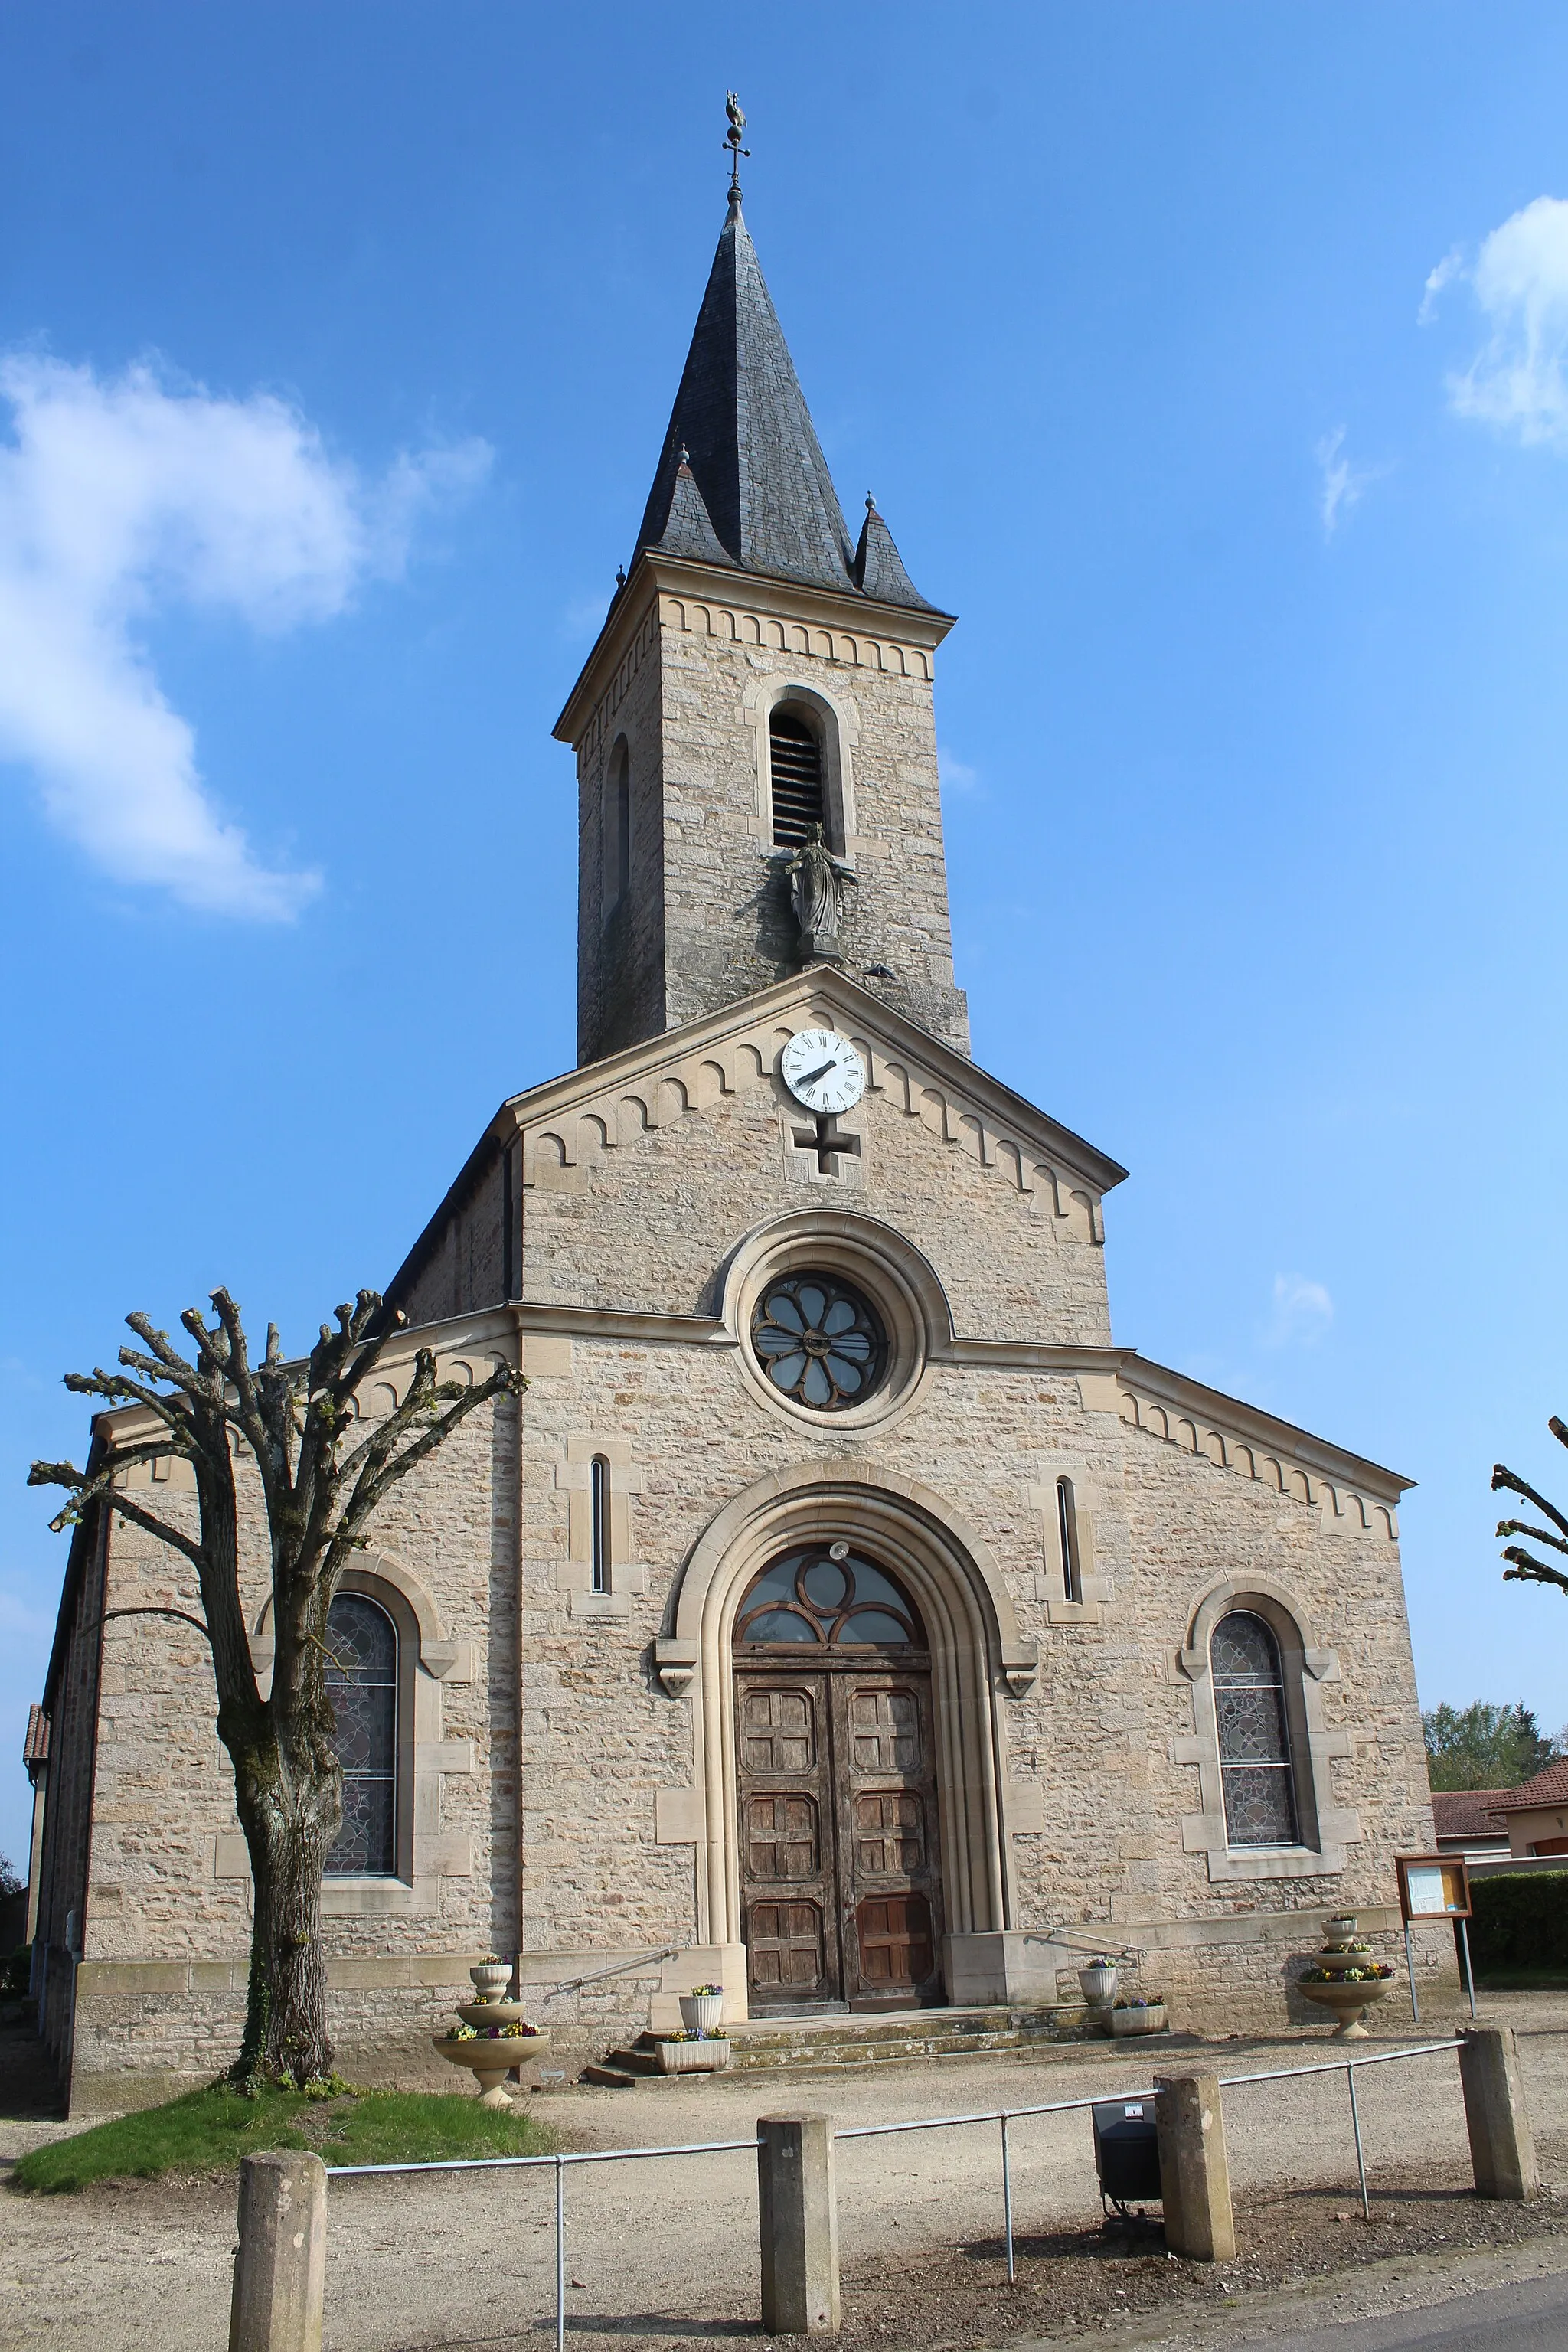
[724,91,750,196]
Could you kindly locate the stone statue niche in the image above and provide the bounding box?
[784,825,857,965]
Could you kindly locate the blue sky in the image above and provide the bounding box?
[4,4,1568,1867]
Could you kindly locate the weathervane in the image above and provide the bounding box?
[724,91,749,196]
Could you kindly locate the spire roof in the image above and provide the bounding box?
[637,191,936,612]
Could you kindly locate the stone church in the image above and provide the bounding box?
[31,172,1442,2110]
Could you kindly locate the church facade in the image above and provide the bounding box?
[31,181,1444,2111]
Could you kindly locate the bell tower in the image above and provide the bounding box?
[554,165,969,1067]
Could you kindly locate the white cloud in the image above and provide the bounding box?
[1315,426,1380,537]
[1264,1272,1334,1349]
[939,743,981,795]
[1436,196,1568,446]
[1419,248,1462,326]
[0,354,489,918]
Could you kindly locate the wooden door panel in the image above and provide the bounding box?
[739,1682,817,1773]
[848,1685,923,1772]
[852,1790,926,1876]
[737,1672,840,2005]
[745,1792,820,1881]
[748,1899,827,1991]
[856,1893,934,1988]
[835,1673,942,2006]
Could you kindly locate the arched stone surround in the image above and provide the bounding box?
[659,1461,1039,1963]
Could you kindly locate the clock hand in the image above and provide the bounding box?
[798,1058,838,1086]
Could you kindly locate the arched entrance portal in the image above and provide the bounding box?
[733,1544,944,2011]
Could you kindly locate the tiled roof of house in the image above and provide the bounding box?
[23,1702,49,1771]
[1491,1757,1568,1813]
[1431,1788,1512,1841]
[633,189,936,612]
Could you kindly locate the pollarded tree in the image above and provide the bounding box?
[1493,1416,1568,1600]
[31,1289,523,2087]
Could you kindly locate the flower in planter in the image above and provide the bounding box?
[1113,1996,1163,2010]
[689,1983,723,1996]
[448,2022,478,2040]
[501,2020,538,2038]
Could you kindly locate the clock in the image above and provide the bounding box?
[781,1027,866,1116]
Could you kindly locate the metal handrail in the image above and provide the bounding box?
[326,2033,1472,2341]
[531,1945,683,2003]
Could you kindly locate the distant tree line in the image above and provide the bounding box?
[1423,1700,1565,1792]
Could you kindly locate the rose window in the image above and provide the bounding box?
[750,1272,887,1410]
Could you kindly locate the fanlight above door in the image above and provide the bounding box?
[733,1547,926,1650]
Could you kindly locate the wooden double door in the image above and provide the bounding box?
[736,1665,944,2010]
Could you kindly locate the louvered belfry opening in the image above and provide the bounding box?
[769,711,826,846]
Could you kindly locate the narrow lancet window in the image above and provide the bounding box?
[590,1455,612,1595]
[605,741,631,913]
[769,712,825,846]
[1212,1611,1298,1847]
[1057,1476,1082,1604]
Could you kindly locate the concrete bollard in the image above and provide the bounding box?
[1458,2025,1539,2201]
[1154,2071,1236,2262]
[758,2112,840,2335]
[229,2149,328,2352]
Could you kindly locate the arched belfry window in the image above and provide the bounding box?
[769,711,825,847]
[1211,1610,1298,1847]
[735,1545,925,1650]
[325,1593,399,1877]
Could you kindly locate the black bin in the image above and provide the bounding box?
[1091,2097,1161,2207]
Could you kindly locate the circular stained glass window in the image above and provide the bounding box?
[750,1272,887,1410]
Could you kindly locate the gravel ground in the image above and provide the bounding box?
[3,1994,1565,2352]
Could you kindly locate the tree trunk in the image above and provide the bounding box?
[232,1736,341,2086]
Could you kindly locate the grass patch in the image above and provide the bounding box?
[1475,1964,1568,1991]
[11,2082,557,2194]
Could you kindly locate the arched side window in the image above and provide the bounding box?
[1211,1610,1298,1847]
[604,739,631,915]
[1056,1477,1082,1605]
[769,711,825,847]
[590,1454,612,1596]
[325,1593,400,1877]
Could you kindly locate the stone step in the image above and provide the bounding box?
[579,2005,1102,2087]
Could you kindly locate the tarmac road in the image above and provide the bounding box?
[1229,2265,1568,2350]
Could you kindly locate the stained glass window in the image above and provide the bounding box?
[325,1594,398,1877]
[750,1273,887,1410]
[1212,1611,1298,1847]
[735,1547,925,1649]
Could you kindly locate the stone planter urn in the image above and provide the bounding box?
[1078,1962,1120,2007]
[1110,2000,1168,2037]
[470,1958,513,1999]
[434,2026,548,2105]
[678,1991,725,2034]
[1298,1914,1393,2040]
[656,2037,731,2075]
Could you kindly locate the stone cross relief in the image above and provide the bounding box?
[784,823,856,963]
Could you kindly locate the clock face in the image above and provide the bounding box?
[781,1027,866,1116]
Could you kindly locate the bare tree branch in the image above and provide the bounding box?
[1495,1517,1568,1557]
[1502,1545,1568,1596]
[1491,1462,1568,1543]
[96,1606,214,1646]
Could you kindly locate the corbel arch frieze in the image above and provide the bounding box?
[1119,1387,1397,1541]
[658,1459,1037,1949]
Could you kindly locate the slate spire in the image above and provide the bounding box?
[637,189,935,612]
